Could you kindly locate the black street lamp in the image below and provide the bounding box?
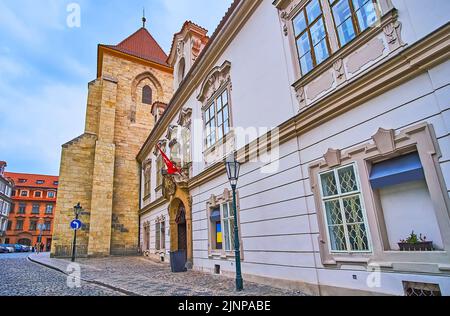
[225,152,243,292]
[72,203,82,262]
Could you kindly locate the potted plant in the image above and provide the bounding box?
[398,231,434,251]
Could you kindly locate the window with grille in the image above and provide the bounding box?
[18,204,26,214]
[144,163,151,198]
[30,221,37,231]
[155,222,161,251]
[329,0,379,47]
[293,0,331,75]
[204,88,231,149]
[16,220,24,231]
[319,164,371,253]
[403,282,442,297]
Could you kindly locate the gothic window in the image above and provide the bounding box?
[142,85,153,105]
[143,224,150,251]
[155,221,161,251]
[293,0,331,75]
[329,0,379,47]
[319,163,371,252]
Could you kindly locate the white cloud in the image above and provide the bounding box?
[0,82,87,174]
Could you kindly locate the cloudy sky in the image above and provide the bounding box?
[0,0,232,175]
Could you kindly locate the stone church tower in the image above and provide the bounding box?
[51,25,173,258]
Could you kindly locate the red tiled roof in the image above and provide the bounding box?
[5,172,59,189]
[103,27,169,67]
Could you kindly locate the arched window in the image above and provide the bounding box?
[142,85,153,105]
[178,58,186,85]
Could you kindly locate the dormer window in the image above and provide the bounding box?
[18,179,27,183]
[36,180,45,185]
[142,85,153,105]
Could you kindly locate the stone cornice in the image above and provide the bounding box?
[139,197,167,216]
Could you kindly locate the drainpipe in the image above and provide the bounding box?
[138,163,143,255]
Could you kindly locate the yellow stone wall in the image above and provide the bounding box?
[51,52,173,258]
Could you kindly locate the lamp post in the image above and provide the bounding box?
[225,153,243,291]
[72,203,82,262]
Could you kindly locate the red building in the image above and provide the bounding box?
[5,173,58,251]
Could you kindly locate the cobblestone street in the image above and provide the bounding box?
[24,253,307,296]
[0,253,122,296]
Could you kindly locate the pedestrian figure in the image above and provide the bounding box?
[35,243,40,254]
[40,243,44,253]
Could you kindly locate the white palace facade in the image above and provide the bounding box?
[136,0,450,296]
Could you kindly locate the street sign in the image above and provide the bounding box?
[70,220,82,231]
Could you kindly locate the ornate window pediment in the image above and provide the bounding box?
[177,107,193,128]
[197,61,231,103]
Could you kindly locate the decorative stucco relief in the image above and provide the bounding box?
[177,107,193,129]
[306,70,335,101]
[383,20,404,51]
[346,37,386,75]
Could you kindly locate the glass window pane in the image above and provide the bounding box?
[337,18,356,46]
[325,200,344,225]
[223,106,229,122]
[297,32,311,57]
[342,195,364,224]
[217,110,223,125]
[224,123,230,135]
[307,0,322,24]
[338,166,359,193]
[329,225,347,251]
[300,52,314,74]
[229,218,235,248]
[310,18,327,45]
[223,203,229,218]
[320,171,338,196]
[347,223,369,251]
[222,90,228,106]
[217,94,223,109]
[218,126,223,140]
[352,0,368,10]
[314,39,329,65]
[332,0,352,26]
[355,1,377,31]
[224,220,230,251]
[293,11,307,36]
[209,105,215,119]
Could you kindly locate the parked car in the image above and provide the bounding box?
[0,244,14,253]
[0,245,8,253]
[13,244,24,252]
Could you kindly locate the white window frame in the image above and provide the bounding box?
[221,201,235,253]
[318,163,372,254]
[47,191,56,199]
[204,87,232,150]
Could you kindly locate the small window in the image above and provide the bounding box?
[45,204,54,214]
[142,85,153,105]
[293,0,330,75]
[155,222,161,251]
[403,282,442,297]
[20,191,28,197]
[36,180,45,185]
[32,204,40,214]
[319,164,371,253]
[47,191,56,199]
[18,179,27,183]
[30,221,38,231]
[18,204,26,214]
[53,181,59,185]
[16,220,24,231]
[34,191,42,198]
[329,0,379,47]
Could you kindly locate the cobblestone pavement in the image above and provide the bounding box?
[30,254,308,296]
[0,253,123,296]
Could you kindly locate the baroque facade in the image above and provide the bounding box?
[51,26,173,258]
[5,172,58,250]
[138,0,450,296]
